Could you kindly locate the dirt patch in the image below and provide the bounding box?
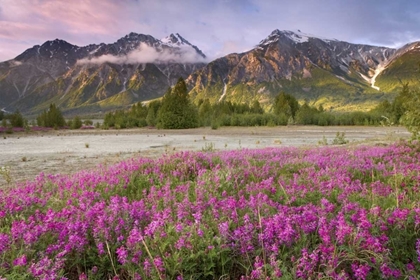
[0,126,410,187]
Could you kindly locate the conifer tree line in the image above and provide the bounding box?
[1,104,90,130]
[0,110,26,128]
[103,77,418,129]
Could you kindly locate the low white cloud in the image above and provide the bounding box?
[77,42,207,65]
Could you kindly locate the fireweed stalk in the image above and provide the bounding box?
[0,141,419,279]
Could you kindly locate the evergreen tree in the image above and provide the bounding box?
[146,100,161,126]
[250,100,264,114]
[37,104,65,128]
[198,99,212,126]
[157,78,198,129]
[129,102,148,119]
[400,87,420,139]
[391,83,411,123]
[71,116,83,129]
[295,103,319,125]
[9,110,25,127]
[273,92,299,118]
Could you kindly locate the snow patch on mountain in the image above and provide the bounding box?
[9,60,22,67]
[359,73,371,83]
[259,29,338,46]
[371,64,386,91]
[89,46,102,55]
[219,82,227,102]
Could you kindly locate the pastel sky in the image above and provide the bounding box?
[1,0,420,62]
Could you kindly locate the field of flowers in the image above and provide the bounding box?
[0,141,419,279]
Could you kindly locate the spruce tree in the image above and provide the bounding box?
[36,104,65,128]
[273,92,299,118]
[146,100,161,126]
[9,110,25,127]
[400,86,420,139]
[71,116,83,129]
[157,78,198,129]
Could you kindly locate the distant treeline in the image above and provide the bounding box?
[0,104,94,132]
[102,78,408,129]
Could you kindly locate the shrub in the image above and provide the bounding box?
[332,132,349,145]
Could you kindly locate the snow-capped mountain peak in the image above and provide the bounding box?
[258,29,337,46]
[161,33,206,59]
[161,33,192,47]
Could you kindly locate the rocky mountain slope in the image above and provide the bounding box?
[187,30,419,111]
[1,29,420,115]
[0,33,206,115]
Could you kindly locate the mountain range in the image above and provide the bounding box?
[0,33,206,115]
[1,29,419,115]
[187,30,420,111]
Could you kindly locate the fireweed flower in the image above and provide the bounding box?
[143,258,152,277]
[116,246,128,264]
[0,233,10,254]
[154,256,165,272]
[13,255,27,266]
[351,262,371,280]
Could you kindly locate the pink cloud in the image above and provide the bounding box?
[0,0,125,39]
[0,0,140,60]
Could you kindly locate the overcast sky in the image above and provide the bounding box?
[1,0,420,62]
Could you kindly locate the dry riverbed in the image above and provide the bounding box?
[0,126,410,187]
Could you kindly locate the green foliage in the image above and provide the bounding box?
[371,84,411,125]
[8,110,25,128]
[157,78,199,129]
[371,83,420,139]
[295,103,319,125]
[250,100,264,114]
[71,116,83,129]
[36,104,65,128]
[0,110,27,128]
[0,110,4,120]
[400,87,420,139]
[83,119,93,126]
[318,136,328,146]
[0,166,12,185]
[210,119,220,130]
[273,91,300,118]
[146,100,161,127]
[98,91,391,130]
[391,83,411,123]
[201,142,215,152]
[198,99,212,126]
[332,132,349,145]
[103,102,149,129]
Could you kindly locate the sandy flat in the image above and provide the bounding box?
[0,126,410,187]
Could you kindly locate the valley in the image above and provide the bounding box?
[0,126,409,187]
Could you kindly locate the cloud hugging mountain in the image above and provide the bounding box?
[0,29,419,115]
